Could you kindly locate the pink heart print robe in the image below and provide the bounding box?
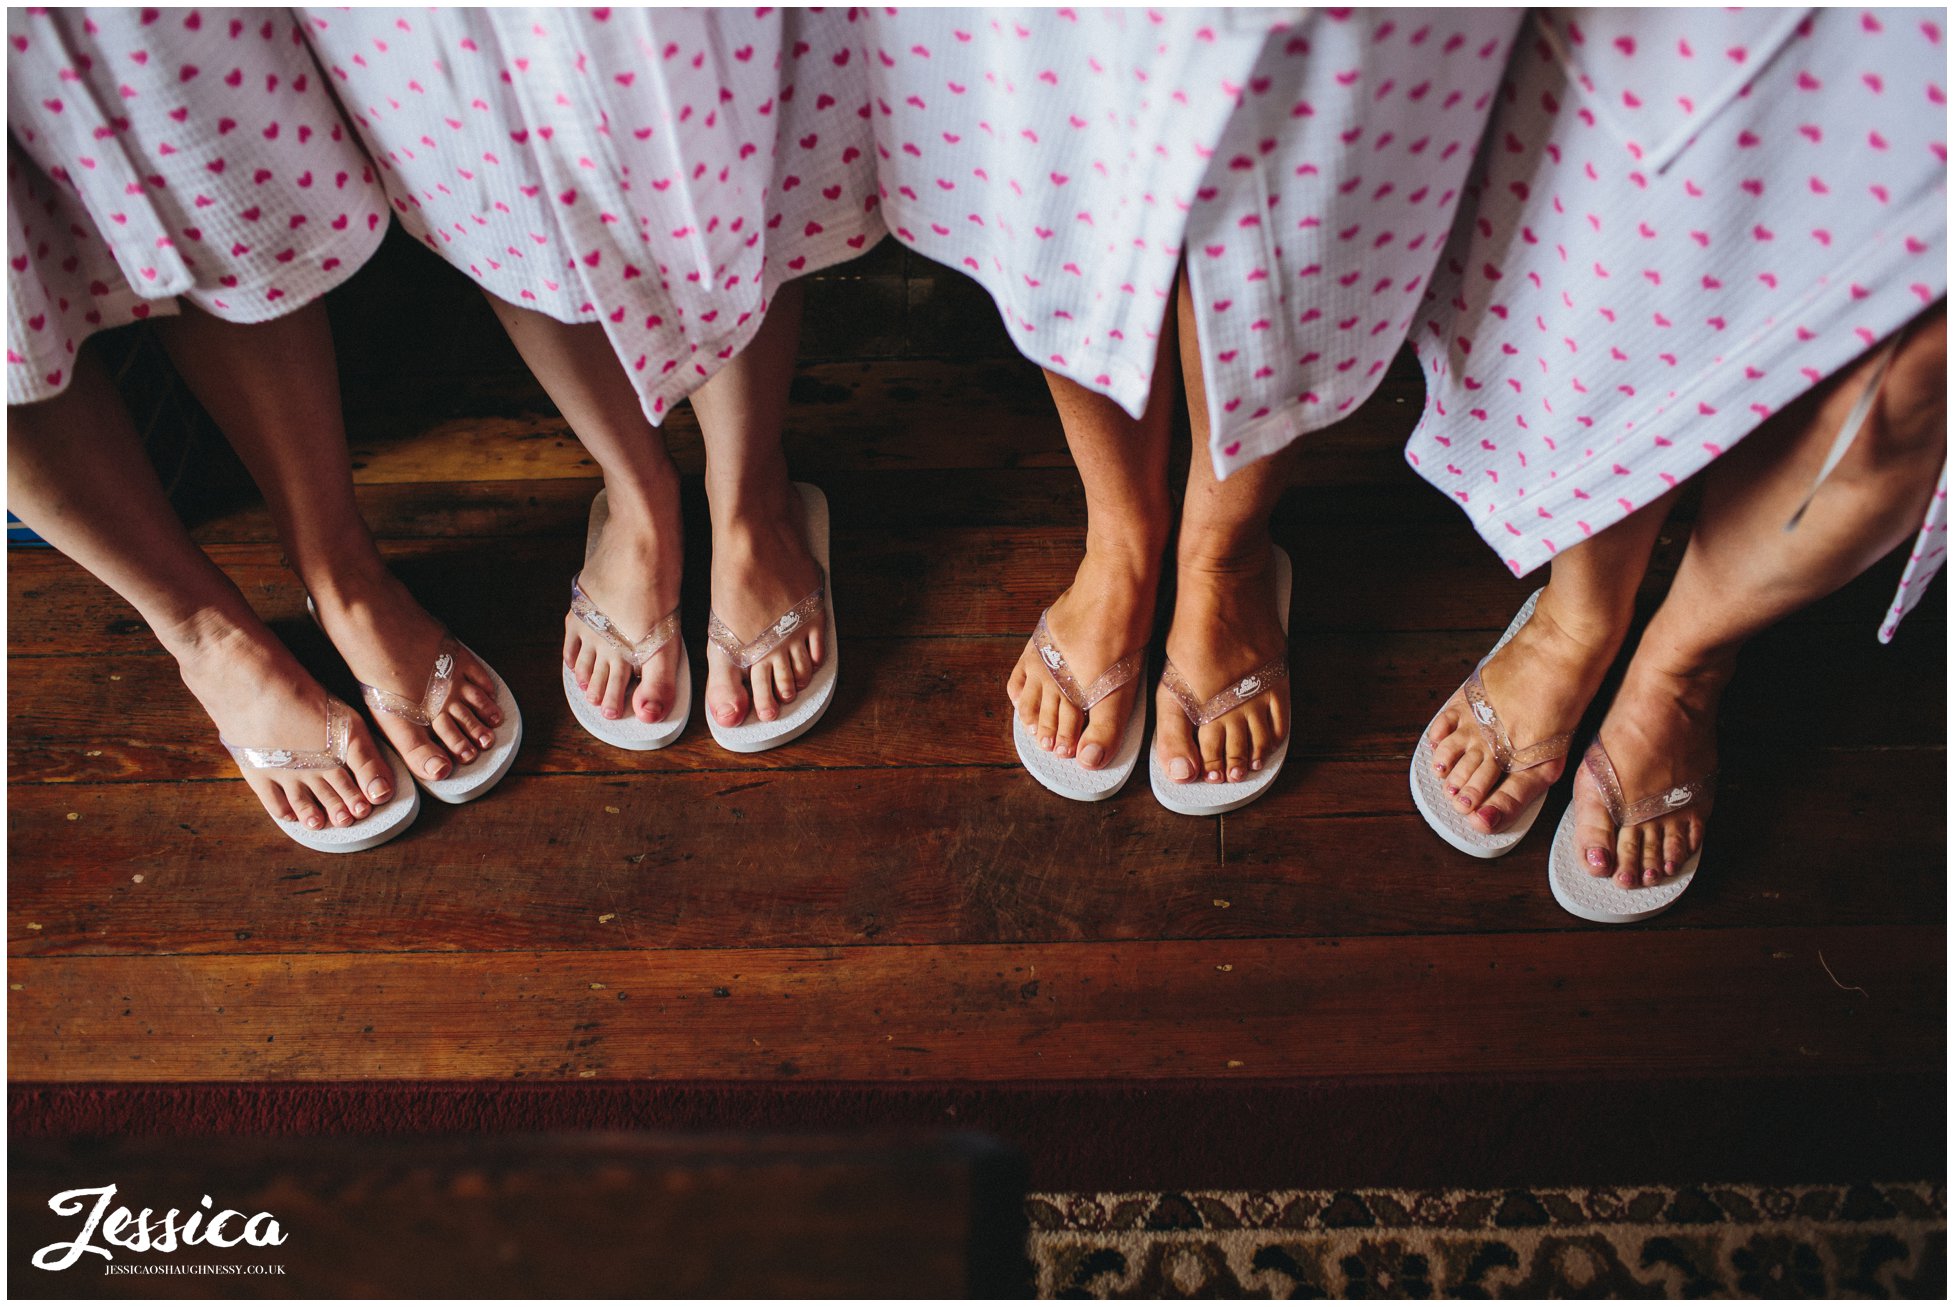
[6,6,391,406]
[856,6,1526,477]
[297,5,885,424]
[1404,8,1947,641]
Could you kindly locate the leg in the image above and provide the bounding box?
[152,302,505,782]
[8,344,394,829]
[1007,306,1179,769]
[484,296,686,727]
[688,281,829,730]
[1153,271,1294,786]
[1574,308,1948,886]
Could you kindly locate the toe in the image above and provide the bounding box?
[342,721,394,805]
[322,766,371,822]
[573,642,598,695]
[283,778,326,831]
[1660,821,1689,879]
[455,671,502,729]
[1222,716,1249,783]
[768,652,796,707]
[586,658,612,711]
[1052,697,1083,760]
[1006,660,1028,709]
[1076,688,1126,770]
[406,733,453,782]
[1153,694,1198,782]
[707,658,749,728]
[1015,675,1042,731]
[1453,752,1502,816]
[1471,759,1556,835]
[806,624,826,667]
[563,621,581,672]
[1613,823,1642,889]
[597,661,631,722]
[1035,687,1061,753]
[1426,702,1461,749]
[448,699,492,752]
[1572,774,1618,876]
[1431,726,1471,780]
[1639,829,1665,887]
[307,774,353,827]
[750,666,779,723]
[1244,704,1271,772]
[789,642,812,691]
[1197,719,1226,783]
[432,713,478,766]
[251,775,296,824]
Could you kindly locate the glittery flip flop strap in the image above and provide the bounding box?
[1461,665,1571,774]
[222,698,354,771]
[1160,655,1288,727]
[570,572,681,669]
[1583,738,1718,828]
[707,572,825,671]
[1029,609,1143,714]
[359,634,461,726]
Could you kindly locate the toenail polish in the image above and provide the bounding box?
[1663,860,1678,874]
[1229,768,1243,781]
[1207,769,1221,781]
[1251,759,1263,772]
[1445,784,1458,796]
[479,733,492,746]
[1169,757,1193,781]
[1585,847,1609,869]
[1434,763,1448,776]
[1080,743,1105,767]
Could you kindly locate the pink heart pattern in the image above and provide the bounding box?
[295,7,883,423]
[858,8,1519,480]
[1404,7,1947,640]
[6,7,389,405]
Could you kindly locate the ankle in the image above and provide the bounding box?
[1080,529,1165,586]
[1532,584,1635,659]
[160,604,275,674]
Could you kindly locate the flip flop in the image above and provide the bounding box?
[1547,739,1715,924]
[1013,608,1146,803]
[222,696,419,853]
[706,482,837,754]
[563,488,692,751]
[308,597,523,803]
[1149,546,1293,817]
[1409,589,1571,858]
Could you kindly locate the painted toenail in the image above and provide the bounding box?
[1207,769,1221,781]
[1584,847,1609,869]
[1434,763,1448,776]
[1080,743,1104,767]
[1251,759,1262,771]
[1169,757,1193,781]
[479,733,493,746]
[1663,860,1678,874]
[368,781,390,801]
[1445,785,1458,796]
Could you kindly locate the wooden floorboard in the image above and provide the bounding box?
[8,927,1938,1082]
[8,342,1943,1125]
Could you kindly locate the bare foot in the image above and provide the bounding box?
[309,556,505,784]
[1570,652,1723,889]
[1008,544,1158,769]
[171,609,395,831]
[703,479,825,729]
[1425,587,1628,833]
[1153,545,1286,784]
[565,480,686,727]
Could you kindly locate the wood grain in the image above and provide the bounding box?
[7,927,1937,1082]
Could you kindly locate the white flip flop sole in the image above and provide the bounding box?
[707,482,837,754]
[421,640,522,803]
[1014,678,1146,802]
[1547,803,1701,923]
[1409,589,1551,858]
[565,488,692,751]
[1149,547,1294,817]
[306,596,524,803]
[236,744,420,854]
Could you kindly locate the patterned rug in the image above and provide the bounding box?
[1027,1182,1945,1298]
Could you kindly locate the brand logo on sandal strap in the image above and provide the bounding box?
[1472,701,1497,725]
[1236,676,1262,697]
[433,652,454,679]
[1041,646,1064,669]
[773,612,801,637]
[1664,786,1692,806]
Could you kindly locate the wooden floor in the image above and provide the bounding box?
[7,236,1945,1177]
